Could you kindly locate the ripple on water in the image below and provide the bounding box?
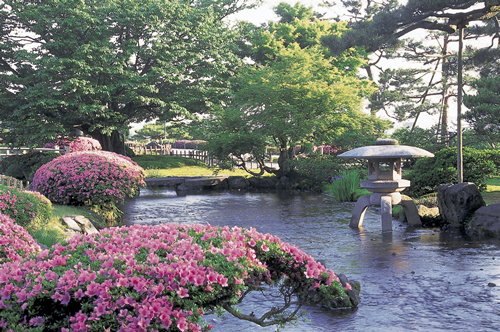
[120,190,500,332]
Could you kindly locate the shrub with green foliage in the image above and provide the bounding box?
[404,147,500,197]
[0,213,41,264]
[284,155,347,191]
[0,151,60,183]
[0,184,52,232]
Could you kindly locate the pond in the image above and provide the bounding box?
[120,188,500,332]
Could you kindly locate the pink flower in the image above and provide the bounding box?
[176,287,189,298]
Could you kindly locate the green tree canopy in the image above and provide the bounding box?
[0,0,260,152]
[131,121,191,141]
[196,4,390,176]
[463,75,500,146]
[323,0,500,55]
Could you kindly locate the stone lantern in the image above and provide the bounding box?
[337,139,434,232]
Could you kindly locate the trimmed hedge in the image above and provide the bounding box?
[0,151,60,183]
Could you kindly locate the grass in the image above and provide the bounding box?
[31,204,106,247]
[132,155,269,178]
[482,176,500,205]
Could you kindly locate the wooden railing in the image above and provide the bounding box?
[127,144,172,156]
[128,144,280,169]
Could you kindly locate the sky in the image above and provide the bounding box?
[229,0,328,25]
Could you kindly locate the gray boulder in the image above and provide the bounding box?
[61,215,99,235]
[437,182,485,227]
[248,176,278,189]
[228,176,249,190]
[417,205,441,223]
[468,204,500,236]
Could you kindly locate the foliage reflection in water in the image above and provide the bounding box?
[121,189,500,332]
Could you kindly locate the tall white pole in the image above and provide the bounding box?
[457,27,464,184]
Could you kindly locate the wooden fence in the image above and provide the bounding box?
[128,143,281,169]
[127,144,172,156]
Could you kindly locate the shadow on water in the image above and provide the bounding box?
[120,188,500,332]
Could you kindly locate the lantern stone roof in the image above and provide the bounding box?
[337,139,434,159]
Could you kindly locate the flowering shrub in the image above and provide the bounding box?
[315,145,341,155]
[0,184,52,232]
[0,223,357,331]
[0,214,41,265]
[45,137,102,153]
[32,151,146,207]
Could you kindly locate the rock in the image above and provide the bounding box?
[468,204,500,236]
[176,183,189,191]
[417,205,441,223]
[275,176,290,189]
[73,215,99,234]
[228,176,249,190]
[61,216,83,233]
[61,215,100,235]
[437,183,485,227]
[247,176,278,189]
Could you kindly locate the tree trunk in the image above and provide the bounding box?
[277,142,294,177]
[89,130,126,155]
[440,35,450,146]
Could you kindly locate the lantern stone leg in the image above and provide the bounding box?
[400,195,421,226]
[350,194,397,232]
[380,195,393,232]
[350,195,370,228]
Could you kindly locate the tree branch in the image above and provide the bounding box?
[221,299,302,328]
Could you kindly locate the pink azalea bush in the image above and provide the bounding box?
[0,184,52,232]
[0,214,41,265]
[0,223,356,331]
[32,151,146,207]
[45,137,102,153]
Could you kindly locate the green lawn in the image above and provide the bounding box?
[32,204,106,247]
[483,176,500,205]
[132,155,269,178]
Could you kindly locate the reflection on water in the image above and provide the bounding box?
[120,189,500,332]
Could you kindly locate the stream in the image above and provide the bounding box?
[120,188,500,331]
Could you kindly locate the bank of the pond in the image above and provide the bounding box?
[120,189,500,332]
[145,175,292,191]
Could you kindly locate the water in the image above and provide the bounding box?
[120,188,500,332]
